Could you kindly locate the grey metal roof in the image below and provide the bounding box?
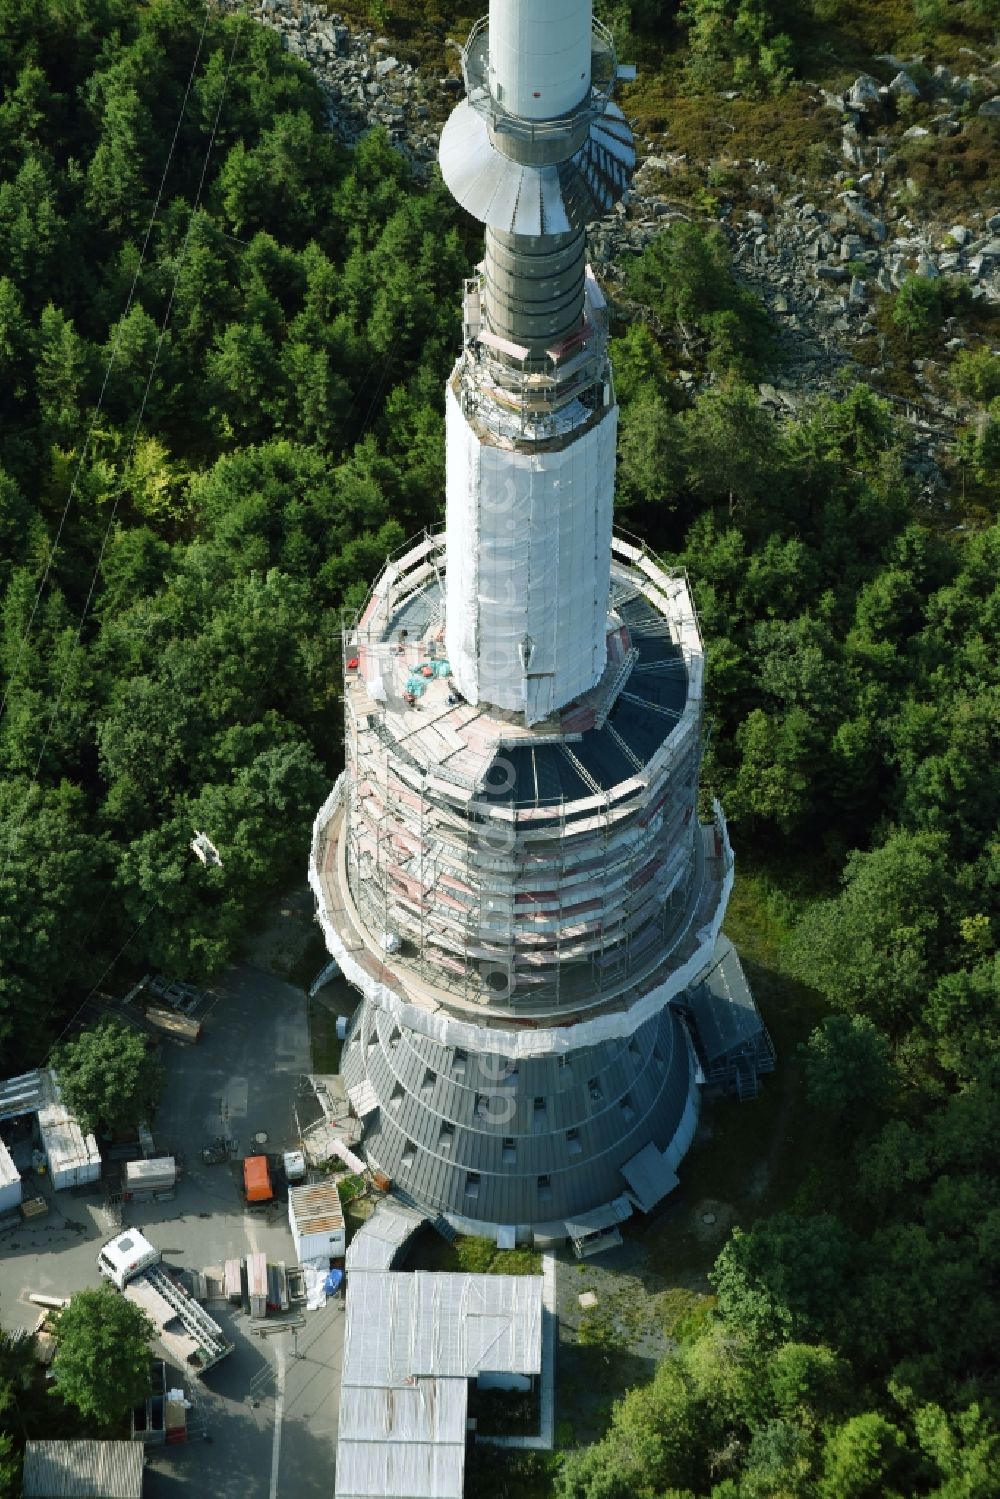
[0,1067,49,1121]
[345,1199,426,1272]
[22,1442,144,1499]
[343,999,696,1229]
[439,98,634,233]
[687,937,766,1064]
[409,1272,542,1377]
[336,1270,543,1499]
[487,597,688,808]
[620,1142,679,1212]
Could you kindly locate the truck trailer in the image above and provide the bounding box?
[97,1230,232,1374]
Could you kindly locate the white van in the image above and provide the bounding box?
[97,1230,161,1292]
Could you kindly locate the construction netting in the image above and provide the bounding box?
[444,387,617,723]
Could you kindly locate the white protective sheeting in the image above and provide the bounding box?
[0,1138,21,1214]
[445,388,616,722]
[38,1073,100,1191]
[488,0,592,119]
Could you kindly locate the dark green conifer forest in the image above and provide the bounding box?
[0,0,465,1068]
[0,1,997,1495]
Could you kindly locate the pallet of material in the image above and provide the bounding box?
[141,1004,202,1041]
[224,1258,243,1302]
[20,1195,48,1220]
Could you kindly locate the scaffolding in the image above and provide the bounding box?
[324,531,729,1025]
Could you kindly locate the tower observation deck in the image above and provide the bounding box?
[308,0,773,1251]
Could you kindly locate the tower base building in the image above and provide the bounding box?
[308,0,773,1252]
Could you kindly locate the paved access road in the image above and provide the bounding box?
[0,964,344,1499]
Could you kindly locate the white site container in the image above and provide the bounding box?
[37,1074,101,1191]
[0,1138,22,1214]
[124,1156,176,1194]
[288,1182,346,1265]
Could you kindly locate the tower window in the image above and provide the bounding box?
[465,1172,481,1200]
[534,1096,546,1113]
[390,1084,403,1109]
[502,1137,516,1165]
[421,1068,436,1095]
[566,1128,582,1156]
[439,1123,454,1153]
[453,1048,467,1078]
[620,1092,635,1123]
[401,1142,415,1169]
[588,1077,603,1103]
[537,1174,552,1203]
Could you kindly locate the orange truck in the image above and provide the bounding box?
[243,1155,273,1204]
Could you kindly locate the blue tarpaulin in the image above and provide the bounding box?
[324,1268,344,1295]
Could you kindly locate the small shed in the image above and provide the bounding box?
[288,1182,345,1265]
[37,1074,100,1191]
[0,1136,22,1214]
[22,1439,144,1498]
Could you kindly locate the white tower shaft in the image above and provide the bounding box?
[439,0,633,723]
[488,0,592,119]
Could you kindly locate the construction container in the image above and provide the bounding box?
[247,1250,268,1320]
[37,1078,101,1191]
[0,1138,22,1214]
[243,1155,273,1203]
[288,1182,346,1265]
[124,1156,176,1199]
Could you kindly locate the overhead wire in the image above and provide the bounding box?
[1,5,248,895]
[0,0,216,735]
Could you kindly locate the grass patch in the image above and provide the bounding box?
[624,79,835,198]
[556,1418,576,1449]
[285,924,332,992]
[404,1229,542,1276]
[896,121,1000,218]
[337,1172,367,1205]
[642,862,829,1280]
[308,997,344,1073]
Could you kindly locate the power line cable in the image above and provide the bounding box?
[1,7,248,890]
[0,0,217,733]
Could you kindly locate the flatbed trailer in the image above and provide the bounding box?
[98,1230,233,1374]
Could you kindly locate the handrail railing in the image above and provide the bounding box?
[460,14,618,147]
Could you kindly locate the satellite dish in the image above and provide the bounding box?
[190,830,222,867]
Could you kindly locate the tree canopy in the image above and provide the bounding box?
[0,0,468,1069]
[52,1020,165,1137]
[52,1288,153,1428]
